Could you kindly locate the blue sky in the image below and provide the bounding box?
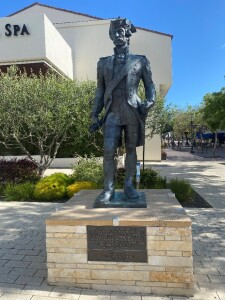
[0,0,225,108]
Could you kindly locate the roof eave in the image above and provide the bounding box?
[8,2,173,39]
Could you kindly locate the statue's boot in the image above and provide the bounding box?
[97,189,115,203]
[97,159,115,203]
[124,176,139,199]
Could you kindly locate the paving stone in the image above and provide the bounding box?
[0,267,14,275]
[1,253,25,260]
[0,273,19,284]
[201,261,225,268]
[0,249,19,255]
[30,296,64,300]
[193,255,212,262]
[193,261,203,267]
[8,267,37,277]
[194,274,210,283]
[0,259,8,267]
[191,290,220,299]
[27,262,46,269]
[111,293,141,300]
[20,285,53,296]
[18,249,41,255]
[197,282,225,291]
[0,282,25,294]
[34,269,48,277]
[171,298,189,300]
[218,268,225,275]
[14,275,44,286]
[217,291,225,300]
[143,296,171,300]
[49,287,81,299]
[0,294,32,300]
[194,267,220,275]
[4,260,31,268]
[22,255,46,262]
[195,250,219,256]
[79,290,114,299]
[209,275,225,283]
[14,244,34,250]
[39,278,51,287]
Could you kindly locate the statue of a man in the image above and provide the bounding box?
[91,18,155,204]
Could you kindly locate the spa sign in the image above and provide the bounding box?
[1,23,30,37]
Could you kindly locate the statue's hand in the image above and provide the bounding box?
[89,116,102,133]
[145,100,154,109]
[138,100,154,117]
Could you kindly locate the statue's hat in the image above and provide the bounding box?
[109,18,136,40]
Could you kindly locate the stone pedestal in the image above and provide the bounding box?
[45,189,194,296]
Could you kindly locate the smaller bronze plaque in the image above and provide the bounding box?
[87,226,147,263]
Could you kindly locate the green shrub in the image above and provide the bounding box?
[33,173,71,201]
[4,182,34,201]
[169,178,193,202]
[115,167,166,189]
[140,168,167,189]
[71,157,103,187]
[67,181,98,198]
[41,173,73,185]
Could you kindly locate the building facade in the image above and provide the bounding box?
[0,3,173,161]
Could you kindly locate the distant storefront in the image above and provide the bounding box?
[0,2,173,161]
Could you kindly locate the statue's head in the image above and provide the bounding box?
[109,18,136,46]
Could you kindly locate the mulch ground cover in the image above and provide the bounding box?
[180,189,212,208]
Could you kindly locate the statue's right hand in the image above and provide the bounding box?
[89,116,102,134]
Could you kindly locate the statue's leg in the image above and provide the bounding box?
[124,125,139,199]
[97,125,121,203]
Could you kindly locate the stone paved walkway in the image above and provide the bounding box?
[1,148,225,299]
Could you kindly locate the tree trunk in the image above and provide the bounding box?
[212,132,217,158]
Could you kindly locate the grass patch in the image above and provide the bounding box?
[168,178,193,203]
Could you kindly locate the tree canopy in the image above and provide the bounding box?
[201,87,225,132]
[200,87,225,156]
[0,66,101,175]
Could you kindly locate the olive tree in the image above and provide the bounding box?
[0,66,98,175]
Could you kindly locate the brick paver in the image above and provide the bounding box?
[0,148,225,299]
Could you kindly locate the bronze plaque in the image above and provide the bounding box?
[87,226,147,262]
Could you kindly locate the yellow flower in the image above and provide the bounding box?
[66,181,97,198]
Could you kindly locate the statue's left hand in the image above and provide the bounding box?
[145,100,154,109]
[138,100,154,116]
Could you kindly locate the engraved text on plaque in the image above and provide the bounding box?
[87,226,147,262]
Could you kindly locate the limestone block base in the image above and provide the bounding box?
[46,189,194,296]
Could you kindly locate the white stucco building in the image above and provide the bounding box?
[0,2,173,161]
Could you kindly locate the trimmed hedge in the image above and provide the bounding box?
[33,173,72,201]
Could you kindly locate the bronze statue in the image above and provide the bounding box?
[91,18,155,205]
